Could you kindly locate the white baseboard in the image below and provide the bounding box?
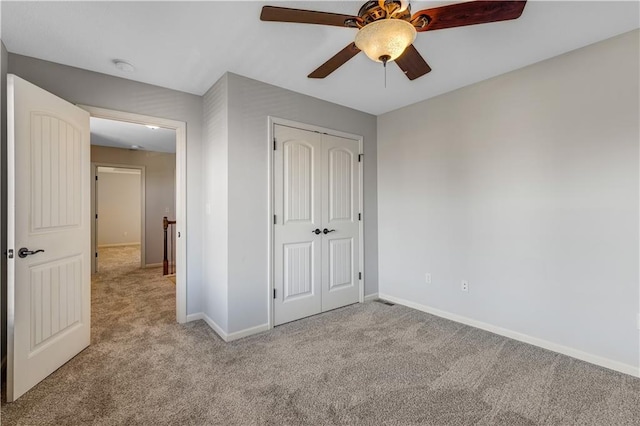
[201,313,228,340]
[187,312,228,340]
[378,293,640,378]
[363,293,379,302]
[144,263,163,269]
[226,323,270,341]
[186,313,204,322]
[98,243,141,248]
[185,313,268,342]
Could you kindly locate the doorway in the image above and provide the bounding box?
[270,120,365,326]
[94,166,144,272]
[5,75,188,402]
[82,106,187,324]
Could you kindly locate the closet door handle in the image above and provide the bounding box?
[312,229,322,235]
[322,228,335,235]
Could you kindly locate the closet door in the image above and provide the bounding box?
[273,124,361,326]
[273,125,323,326]
[321,134,360,311]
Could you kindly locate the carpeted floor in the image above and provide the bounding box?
[2,247,639,425]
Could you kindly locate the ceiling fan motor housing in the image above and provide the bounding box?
[358,0,412,25]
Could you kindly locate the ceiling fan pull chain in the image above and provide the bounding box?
[380,54,390,89]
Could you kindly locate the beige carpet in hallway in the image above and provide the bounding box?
[2,248,639,425]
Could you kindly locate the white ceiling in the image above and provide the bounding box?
[91,117,176,153]
[2,1,639,115]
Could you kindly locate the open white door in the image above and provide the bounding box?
[7,75,91,401]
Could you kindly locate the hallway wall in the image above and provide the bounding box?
[92,146,175,265]
[97,168,142,247]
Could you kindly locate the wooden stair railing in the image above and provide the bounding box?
[163,216,176,275]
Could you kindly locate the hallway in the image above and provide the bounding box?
[94,245,171,329]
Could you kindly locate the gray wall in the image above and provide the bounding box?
[92,146,176,264]
[225,73,378,333]
[202,74,229,330]
[96,169,142,246]
[8,54,203,315]
[377,30,639,368]
[1,41,7,373]
[202,73,378,335]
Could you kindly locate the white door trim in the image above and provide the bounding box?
[79,105,187,324]
[91,163,146,271]
[267,116,364,330]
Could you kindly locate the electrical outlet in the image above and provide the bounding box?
[425,273,432,284]
[461,280,469,292]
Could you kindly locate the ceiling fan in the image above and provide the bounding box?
[261,0,527,80]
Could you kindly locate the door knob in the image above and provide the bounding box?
[18,248,45,258]
[312,229,322,235]
[322,228,336,235]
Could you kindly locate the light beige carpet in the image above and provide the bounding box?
[2,247,639,425]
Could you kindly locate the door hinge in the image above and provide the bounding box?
[95,252,98,258]
[358,213,362,221]
[274,214,277,225]
[358,154,363,162]
[6,249,14,259]
[273,289,276,299]
[359,272,362,280]
[273,137,277,150]
[95,175,98,181]
[95,213,98,219]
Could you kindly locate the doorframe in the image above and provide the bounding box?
[267,117,365,330]
[79,106,187,324]
[91,163,146,271]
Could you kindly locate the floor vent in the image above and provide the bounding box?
[374,299,395,306]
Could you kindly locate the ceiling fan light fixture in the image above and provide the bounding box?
[355,18,416,63]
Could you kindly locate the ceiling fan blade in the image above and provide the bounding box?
[308,43,361,79]
[413,1,527,32]
[395,45,432,80]
[261,6,359,28]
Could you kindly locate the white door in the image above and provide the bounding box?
[273,126,323,325]
[321,134,360,311]
[273,124,360,326]
[7,75,91,401]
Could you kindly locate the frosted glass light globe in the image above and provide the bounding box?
[354,19,417,63]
